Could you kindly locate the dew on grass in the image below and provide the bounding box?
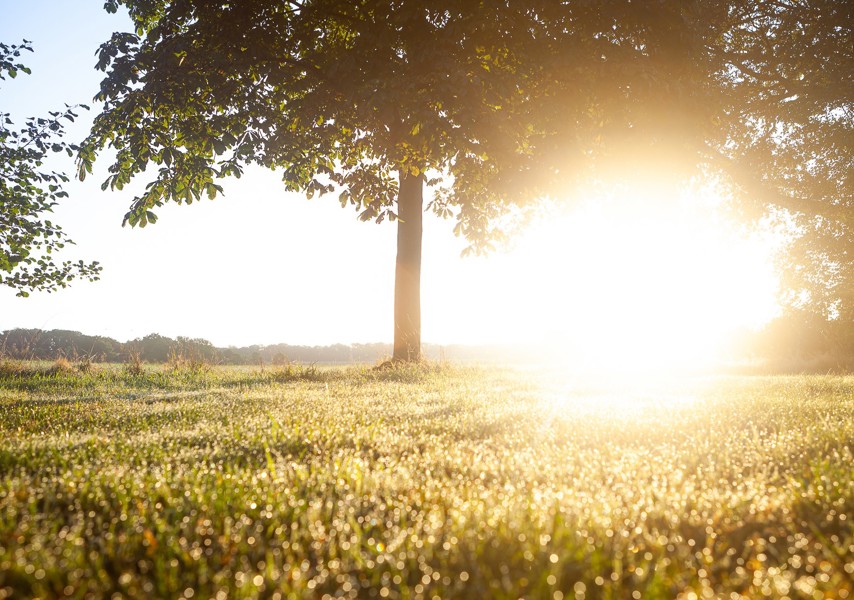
[0,366,852,598]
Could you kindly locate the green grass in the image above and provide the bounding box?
[0,363,851,599]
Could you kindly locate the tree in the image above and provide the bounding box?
[707,0,853,326]
[80,1,852,358]
[1,41,102,297]
[81,0,575,361]
[134,332,174,362]
[513,0,853,326]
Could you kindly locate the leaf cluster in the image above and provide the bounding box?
[1,41,102,296]
[81,1,599,246]
[710,1,853,319]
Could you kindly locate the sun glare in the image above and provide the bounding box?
[460,179,781,375]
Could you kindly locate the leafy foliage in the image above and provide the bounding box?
[710,1,853,321]
[0,41,101,296]
[81,1,568,249]
[79,2,852,314]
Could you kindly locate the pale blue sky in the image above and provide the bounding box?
[0,1,781,360]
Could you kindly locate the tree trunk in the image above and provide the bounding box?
[392,171,423,362]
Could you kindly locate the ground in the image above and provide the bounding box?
[0,361,852,599]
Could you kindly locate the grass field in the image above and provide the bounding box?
[0,361,852,599]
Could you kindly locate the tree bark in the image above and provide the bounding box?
[392,171,423,362]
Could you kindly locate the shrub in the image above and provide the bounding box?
[47,357,75,375]
[124,349,145,377]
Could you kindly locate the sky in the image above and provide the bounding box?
[0,1,782,357]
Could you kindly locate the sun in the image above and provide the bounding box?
[470,179,782,374]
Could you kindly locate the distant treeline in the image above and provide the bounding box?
[0,329,387,364]
[0,328,502,365]
[2,311,853,370]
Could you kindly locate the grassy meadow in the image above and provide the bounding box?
[0,360,852,599]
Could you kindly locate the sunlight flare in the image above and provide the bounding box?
[431,179,782,373]
[539,184,780,373]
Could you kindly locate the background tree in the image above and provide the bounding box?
[80,1,851,359]
[1,41,102,297]
[134,333,174,362]
[175,336,220,364]
[501,0,853,334]
[711,0,853,327]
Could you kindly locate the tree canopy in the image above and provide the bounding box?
[82,1,565,236]
[1,41,101,297]
[80,1,852,355]
[707,1,853,322]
